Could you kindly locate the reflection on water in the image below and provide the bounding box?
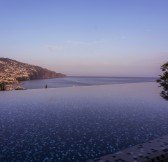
[0,82,167,162]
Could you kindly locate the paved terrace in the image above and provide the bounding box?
[87,135,168,162]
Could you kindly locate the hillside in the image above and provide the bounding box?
[0,58,66,85]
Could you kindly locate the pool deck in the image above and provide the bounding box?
[87,135,168,162]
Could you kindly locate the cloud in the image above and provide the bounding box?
[47,45,66,53]
[46,40,105,53]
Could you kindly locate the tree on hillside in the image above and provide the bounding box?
[157,62,168,100]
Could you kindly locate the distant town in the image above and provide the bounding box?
[0,58,66,90]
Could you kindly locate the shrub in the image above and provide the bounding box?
[15,86,24,90]
[157,62,168,100]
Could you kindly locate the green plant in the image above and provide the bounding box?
[157,62,168,100]
[0,83,6,91]
[15,86,24,90]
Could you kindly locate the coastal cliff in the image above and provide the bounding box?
[0,58,66,86]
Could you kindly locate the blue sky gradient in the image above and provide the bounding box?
[1,0,168,76]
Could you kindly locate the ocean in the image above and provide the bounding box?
[21,76,156,89]
[0,77,167,162]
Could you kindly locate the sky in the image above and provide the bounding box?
[0,0,168,77]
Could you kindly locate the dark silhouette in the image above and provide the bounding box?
[0,83,6,91]
[157,62,168,101]
[45,84,48,88]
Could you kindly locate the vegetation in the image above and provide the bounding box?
[0,58,66,85]
[15,86,24,90]
[0,82,6,91]
[157,62,168,100]
[16,76,29,82]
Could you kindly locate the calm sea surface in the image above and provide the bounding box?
[21,76,155,89]
[0,77,167,162]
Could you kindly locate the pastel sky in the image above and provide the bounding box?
[0,0,168,77]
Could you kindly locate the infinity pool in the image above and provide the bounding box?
[0,82,167,162]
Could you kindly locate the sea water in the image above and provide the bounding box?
[21,76,155,89]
